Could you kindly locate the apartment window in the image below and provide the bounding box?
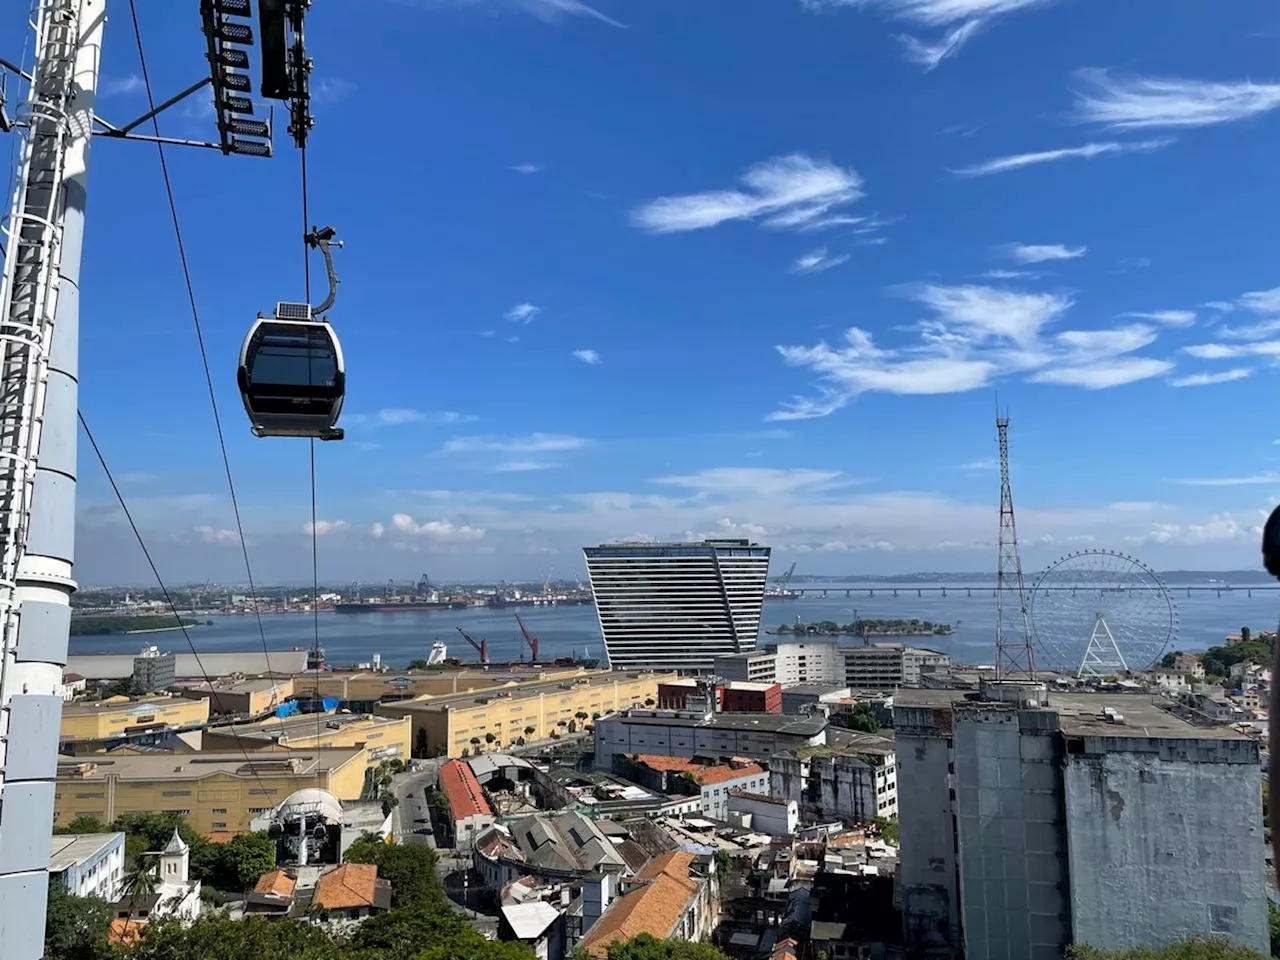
[211,822,228,830]
[161,790,191,798]
[162,809,191,816]
[212,808,228,815]
[75,791,105,799]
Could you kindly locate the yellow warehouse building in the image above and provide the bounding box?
[59,695,210,745]
[377,670,675,758]
[54,748,368,835]
[202,713,411,770]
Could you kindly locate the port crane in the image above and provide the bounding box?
[775,562,797,588]
[456,626,489,664]
[515,613,540,662]
[416,572,431,597]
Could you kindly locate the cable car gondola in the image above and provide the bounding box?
[237,226,346,441]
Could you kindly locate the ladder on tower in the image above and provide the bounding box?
[0,0,81,681]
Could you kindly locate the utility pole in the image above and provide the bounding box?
[0,1,103,955]
[994,411,1037,681]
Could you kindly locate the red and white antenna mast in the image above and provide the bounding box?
[995,410,1037,680]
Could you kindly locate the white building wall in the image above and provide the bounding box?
[1063,739,1268,955]
[54,835,127,901]
[874,753,898,818]
[726,793,798,836]
[770,639,845,686]
[700,770,770,820]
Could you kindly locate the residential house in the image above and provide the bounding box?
[578,851,719,958]
[311,863,392,923]
[245,869,296,918]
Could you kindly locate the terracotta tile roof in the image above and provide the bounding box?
[202,831,234,844]
[108,918,145,946]
[697,762,763,785]
[580,851,701,959]
[312,863,389,911]
[633,754,700,774]
[253,869,296,899]
[633,754,764,786]
[440,758,493,819]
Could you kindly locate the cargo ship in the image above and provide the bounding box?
[334,600,469,613]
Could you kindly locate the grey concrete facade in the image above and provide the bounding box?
[770,747,884,826]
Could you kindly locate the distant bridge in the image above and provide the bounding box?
[780,585,1280,599]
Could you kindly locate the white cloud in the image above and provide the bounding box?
[1201,301,1235,313]
[1184,340,1280,360]
[1171,473,1280,487]
[1239,287,1280,314]
[652,467,848,498]
[493,461,558,472]
[951,139,1173,177]
[631,154,865,235]
[1071,69,1280,130]
[510,163,545,174]
[346,408,477,428]
[505,303,541,323]
[1168,368,1251,388]
[195,525,240,544]
[443,433,590,454]
[1121,309,1195,327]
[801,0,1058,67]
[1000,243,1086,264]
[1143,514,1243,546]
[313,78,356,105]
[102,74,145,97]
[401,0,624,27]
[979,269,1038,280]
[769,284,1180,418]
[572,349,602,365]
[793,248,850,274]
[306,519,350,535]
[390,513,486,541]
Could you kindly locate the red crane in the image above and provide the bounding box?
[515,613,539,663]
[455,626,488,664]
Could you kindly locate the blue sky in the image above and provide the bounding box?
[24,0,1280,583]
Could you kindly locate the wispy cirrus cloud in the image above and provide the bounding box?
[397,0,624,28]
[572,349,602,365]
[510,163,545,175]
[443,433,590,454]
[505,303,541,323]
[1072,69,1280,130]
[951,138,1173,177]
[631,154,865,234]
[1168,368,1252,388]
[1122,309,1196,328]
[345,408,478,428]
[801,0,1060,68]
[769,284,1175,420]
[101,74,145,97]
[651,467,849,498]
[792,248,850,274]
[1170,473,1280,487]
[1000,243,1086,264]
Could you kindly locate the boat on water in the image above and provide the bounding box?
[333,600,469,613]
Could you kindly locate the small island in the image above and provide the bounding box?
[774,617,953,637]
[70,615,202,636]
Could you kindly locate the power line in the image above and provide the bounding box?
[301,133,324,751]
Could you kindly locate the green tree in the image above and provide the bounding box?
[1066,939,1270,960]
[846,703,879,733]
[598,933,732,960]
[874,816,900,845]
[212,832,277,891]
[44,883,115,960]
[344,839,441,908]
[129,914,341,960]
[344,901,473,957]
[55,815,111,836]
[1269,902,1280,958]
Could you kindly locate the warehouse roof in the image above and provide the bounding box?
[604,710,826,736]
[56,748,364,782]
[65,650,309,680]
[382,670,677,714]
[440,759,493,820]
[50,833,124,873]
[62,694,205,719]
[220,712,405,744]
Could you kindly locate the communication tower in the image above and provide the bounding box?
[995,412,1037,680]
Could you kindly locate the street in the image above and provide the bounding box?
[391,760,440,849]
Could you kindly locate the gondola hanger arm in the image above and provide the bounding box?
[305,225,342,316]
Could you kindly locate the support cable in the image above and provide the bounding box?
[125,0,290,728]
[300,142,324,750]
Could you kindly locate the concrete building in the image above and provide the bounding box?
[714,650,777,684]
[621,755,769,821]
[770,740,897,825]
[292,664,594,710]
[584,539,771,673]
[65,649,310,681]
[378,670,674,758]
[779,682,851,716]
[726,791,799,836]
[54,748,368,835]
[50,832,127,901]
[60,672,87,701]
[132,647,176,693]
[657,678,782,714]
[894,685,1267,959]
[844,644,950,692]
[59,694,209,749]
[440,758,496,853]
[311,863,391,924]
[765,638,846,686]
[593,708,826,768]
[579,851,720,958]
[203,713,411,770]
[180,677,295,717]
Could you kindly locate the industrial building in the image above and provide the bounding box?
[202,713,411,770]
[583,538,771,673]
[618,755,769,821]
[291,664,594,709]
[180,676,295,718]
[64,649,310,681]
[49,832,126,901]
[53,748,368,835]
[59,694,209,749]
[593,707,827,768]
[377,671,674,758]
[894,683,1267,958]
[439,759,495,852]
[657,678,782,714]
[844,644,950,692]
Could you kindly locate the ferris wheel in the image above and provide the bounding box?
[1028,549,1179,678]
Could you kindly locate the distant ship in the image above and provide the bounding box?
[333,600,469,613]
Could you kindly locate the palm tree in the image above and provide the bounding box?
[118,861,158,940]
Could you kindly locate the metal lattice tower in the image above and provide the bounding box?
[995,413,1036,680]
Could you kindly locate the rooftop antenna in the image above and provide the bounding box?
[995,407,1037,681]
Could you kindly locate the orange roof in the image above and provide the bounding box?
[634,754,701,774]
[253,868,296,899]
[580,852,700,959]
[633,754,763,786]
[108,918,145,946]
[312,863,386,911]
[698,762,764,785]
[440,758,493,819]
[203,831,234,844]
